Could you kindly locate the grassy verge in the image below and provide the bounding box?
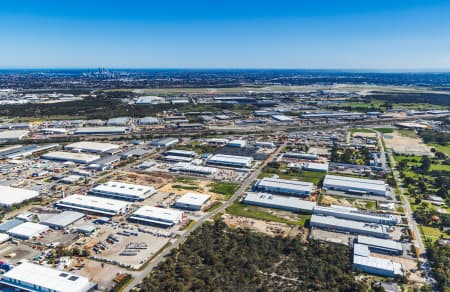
[181,219,196,231]
[373,128,394,134]
[205,201,223,212]
[209,182,239,198]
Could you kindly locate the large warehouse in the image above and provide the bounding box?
[253,178,313,197]
[169,162,217,175]
[207,154,253,168]
[323,175,388,196]
[0,186,39,206]
[64,141,120,153]
[7,222,49,240]
[0,262,96,292]
[42,211,85,229]
[74,127,128,135]
[353,244,403,277]
[313,205,399,225]
[128,206,183,228]
[310,215,391,238]
[41,151,101,164]
[174,192,211,211]
[55,194,130,216]
[357,235,403,255]
[89,181,156,201]
[243,192,316,213]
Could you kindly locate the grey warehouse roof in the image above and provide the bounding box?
[42,211,85,228]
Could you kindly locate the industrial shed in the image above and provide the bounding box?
[313,205,399,225]
[323,175,388,196]
[0,186,39,206]
[65,141,120,153]
[42,211,85,229]
[310,215,390,238]
[7,222,49,240]
[243,192,316,213]
[254,177,313,197]
[129,206,183,228]
[55,194,130,216]
[89,181,156,201]
[207,154,253,168]
[174,193,211,211]
[41,151,101,164]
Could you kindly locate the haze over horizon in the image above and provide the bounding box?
[2,0,450,70]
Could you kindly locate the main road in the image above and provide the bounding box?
[123,143,286,291]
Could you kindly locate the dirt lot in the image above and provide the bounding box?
[384,131,431,156]
[76,259,131,290]
[0,242,40,264]
[222,214,305,239]
[374,253,425,284]
[353,132,377,138]
[309,228,354,246]
[320,195,377,210]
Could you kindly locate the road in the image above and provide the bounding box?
[123,143,286,291]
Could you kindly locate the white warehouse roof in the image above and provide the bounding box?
[90,181,156,201]
[310,215,389,238]
[243,192,316,213]
[65,141,120,153]
[255,177,313,196]
[0,186,39,206]
[208,154,253,167]
[353,254,403,276]
[323,175,387,195]
[41,151,101,164]
[56,194,130,216]
[8,222,49,239]
[0,130,29,140]
[0,262,95,292]
[130,206,183,226]
[175,192,211,207]
[357,235,403,252]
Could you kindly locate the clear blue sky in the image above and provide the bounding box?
[1,0,450,70]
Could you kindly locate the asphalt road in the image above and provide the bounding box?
[123,143,286,291]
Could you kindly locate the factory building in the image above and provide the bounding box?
[228,139,247,148]
[55,194,130,216]
[207,154,253,168]
[164,149,196,158]
[0,262,96,292]
[87,155,121,171]
[174,192,211,211]
[7,222,49,240]
[164,155,193,162]
[310,215,391,238]
[42,211,85,229]
[89,181,156,201]
[0,144,59,159]
[151,137,179,148]
[74,127,128,135]
[41,151,101,164]
[254,177,313,197]
[243,192,316,213]
[313,205,399,225]
[169,162,217,175]
[323,175,388,196]
[304,162,329,172]
[300,112,364,119]
[0,130,29,141]
[137,116,160,125]
[255,141,276,148]
[64,141,120,153]
[129,206,183,228]
[0,186,39,207]
[283,152,319,160]
[353,244,403,277]
[272,114,294,122]
[357,235,403,255]
[207,138,229,146]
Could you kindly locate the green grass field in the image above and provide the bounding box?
[429,143,450,156]
[421,226,450,242]
[373,128,394,134]
[209,182,239,197]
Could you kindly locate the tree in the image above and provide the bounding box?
[421,156,431,172]
[398,159,408,170]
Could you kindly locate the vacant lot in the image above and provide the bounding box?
[385,131,431,156]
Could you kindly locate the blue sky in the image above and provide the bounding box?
[1,0,450,70]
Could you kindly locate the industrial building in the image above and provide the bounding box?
[0,144,58,159]
[304,162,329,172]
[283,152,319,160]
[151,137,179,147]
[90,181,156,201]
[243,192,316,213]
[207,138,229,146]
[42,211,85,229]
[87,155,121,171]
[313,205,399,225]
[228,139,247,148]
[0,130,29,141]
[169,162,217,175]
[7,222,49,240]
[0,262,96,292]
[300,112,364,119]
[353,244,403,277]
[137,116,160,125]
[164,149,196,157]
[255,141,276,148]
[174,193,211,210]
[254,177,313,197]
[129,206,183,228]
[357,235,403,255]
[74,127,128,135]
[164,155,193,162]
[310,215,390,238]
[207,154,253,168]
[0,219,25,233]
[272,114,294,122]
[64,141,120,153]
[323,175,388,196]
[0,186,39,206]
[55,194,130,216]
[41,151,101,164]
